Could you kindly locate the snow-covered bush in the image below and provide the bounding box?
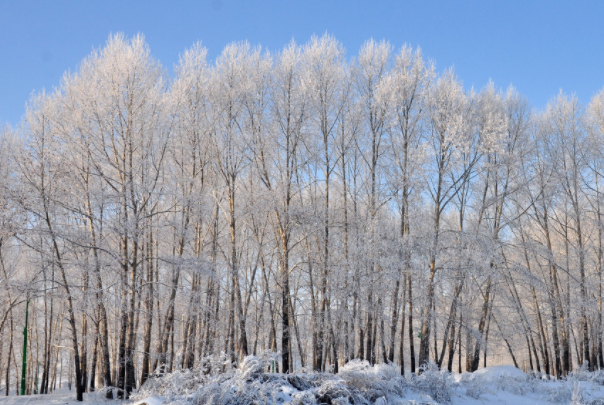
[197,374,291,405]
[134,367,208,402]
[591,371,604,386]
[286,372,320,392]
[133,353,290,405]
[132,360,604,405]
[463,376,490,399]
[568,363,604,386]
[411,362,453,404]
[289,390,316,405]
[196,352,235,376]
[192,382,222,405]
[237,356,264,381]
[131,352,237,403]
[570,363,593,382]
[190,355,294,405]
[315,379,356,404]
[547,383,573,404]
[337,359,404,401]
[494,375,538,396]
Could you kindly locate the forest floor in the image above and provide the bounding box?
[3,364,604,404]
[0,391,120,405]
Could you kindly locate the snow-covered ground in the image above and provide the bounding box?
[3,360,604,404]
[0,391,118,405]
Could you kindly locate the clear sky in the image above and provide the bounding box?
[1,0,603,126]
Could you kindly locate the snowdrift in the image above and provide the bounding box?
[471,364,527,378]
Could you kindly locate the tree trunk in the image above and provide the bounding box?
[399,273,407,375]
[408,274,416,373]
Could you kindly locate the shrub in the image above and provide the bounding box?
[411,362,453,404]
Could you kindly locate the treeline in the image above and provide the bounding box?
[1,34,604,401]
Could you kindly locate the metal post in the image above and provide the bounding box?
[20,299,29,396]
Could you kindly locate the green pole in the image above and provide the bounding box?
[20,299,29,396]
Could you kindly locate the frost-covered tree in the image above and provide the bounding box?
[5,33,604,403]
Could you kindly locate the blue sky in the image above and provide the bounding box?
[1,0,603,126]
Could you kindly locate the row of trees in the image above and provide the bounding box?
[2,34,604,401]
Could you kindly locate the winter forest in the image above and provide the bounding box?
[2,33,604,402]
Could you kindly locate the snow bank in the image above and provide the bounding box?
[452,364,526,383]
[472,365,527,379]
[131,397,165,405]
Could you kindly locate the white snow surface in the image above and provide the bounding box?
[0,391,121,405]
[452,364,527,382]
[131,396,164,405]
[3,362,604,404]
[470,364,527,378]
